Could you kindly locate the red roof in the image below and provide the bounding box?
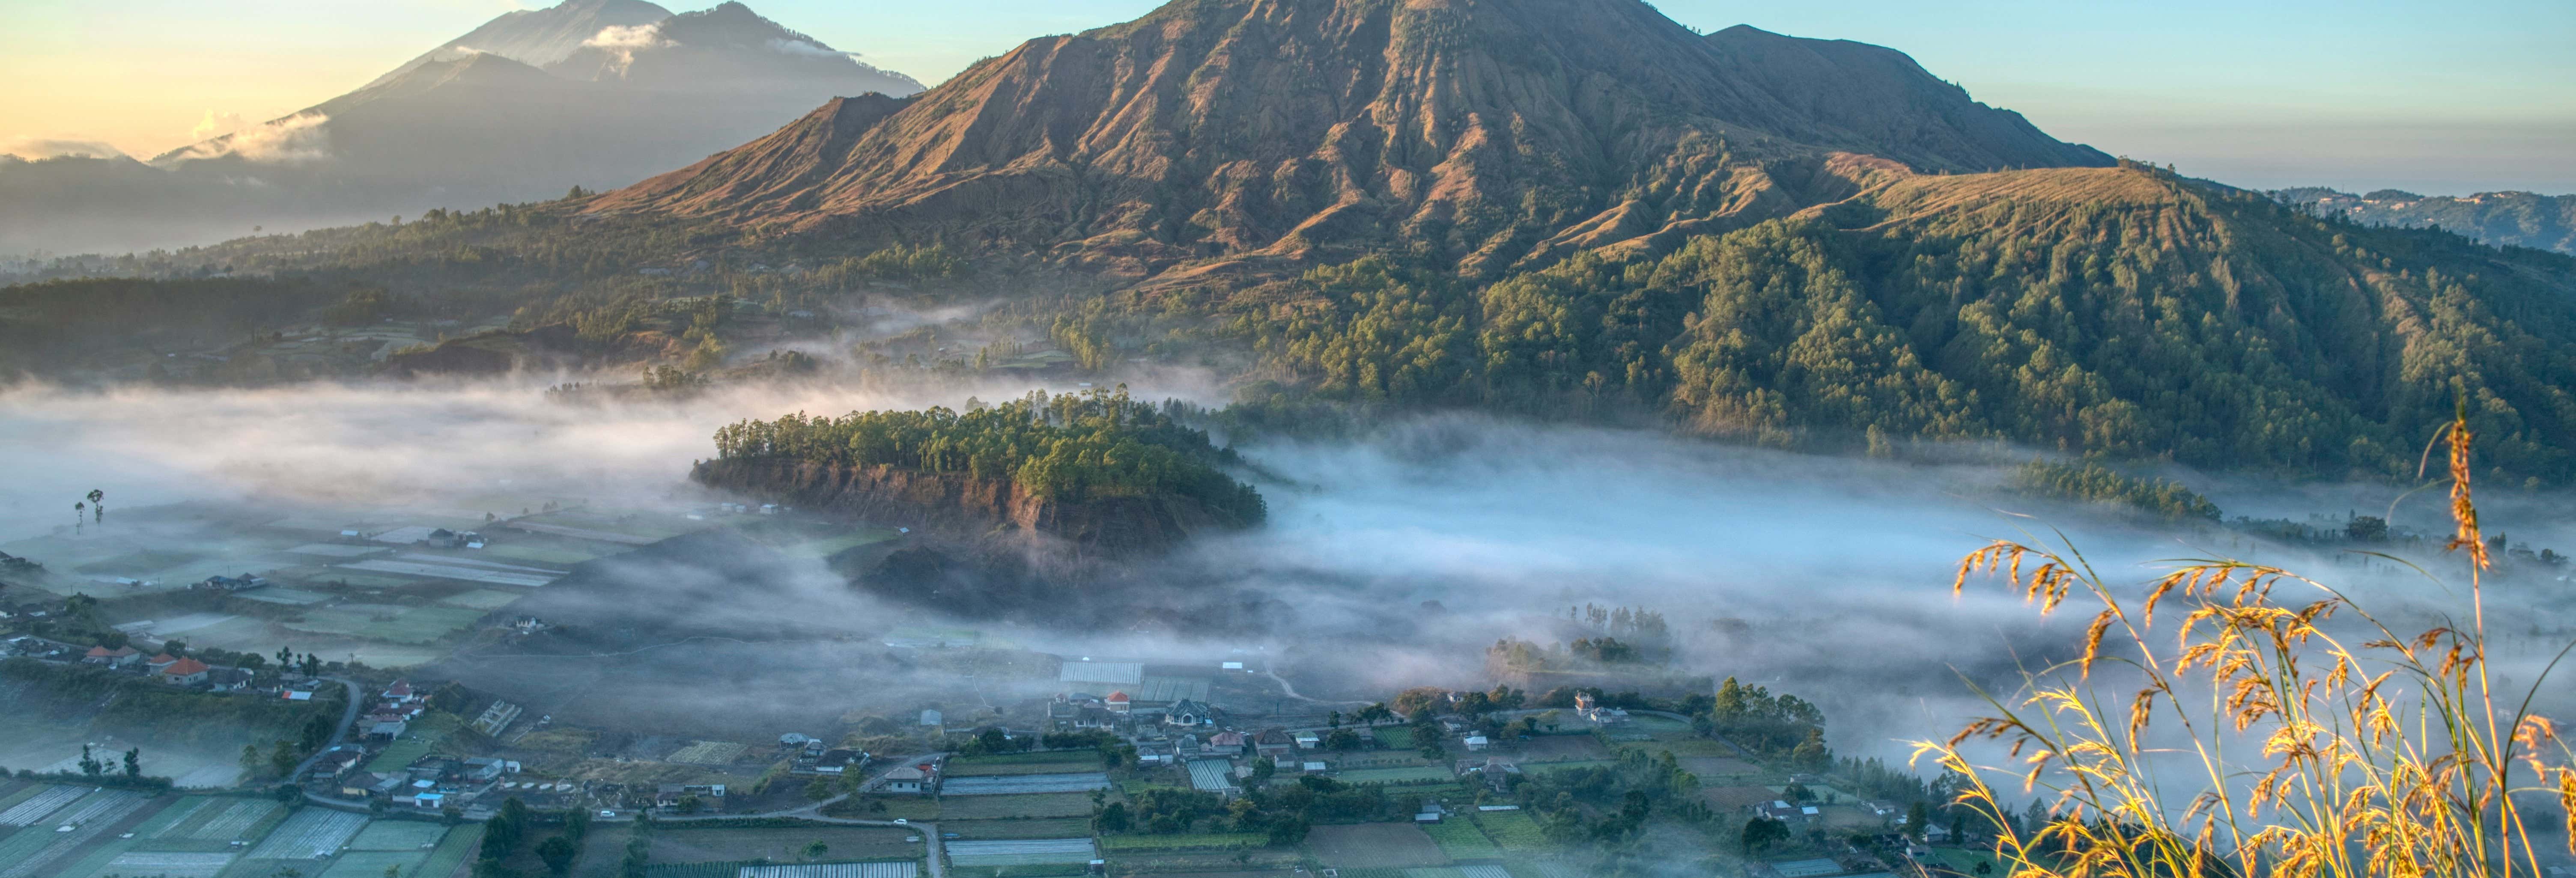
[149,653,179,664]
[86,646,116,658]
[1106,691,1130,702]
[161,657,211,676]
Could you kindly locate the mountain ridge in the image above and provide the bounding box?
[585,0,2111,280]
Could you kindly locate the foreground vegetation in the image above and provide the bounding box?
[1927,414,2576,877]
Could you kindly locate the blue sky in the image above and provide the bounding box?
[5,0,2570,194]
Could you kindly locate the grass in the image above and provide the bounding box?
[1518,761,1614,774]
[1922,417,2576,878]
[1420,820,1502,859]
[438,589,528,610]
[1373,727,1416,749]
[1470,811,1549,851]
[1097,832,1265,851]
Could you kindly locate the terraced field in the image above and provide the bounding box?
[0,785,84,825]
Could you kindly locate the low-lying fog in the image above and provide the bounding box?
[3,375,2569,770]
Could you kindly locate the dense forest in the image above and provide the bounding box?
[710,387,1267,524]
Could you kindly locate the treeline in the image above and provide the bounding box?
[2010,459,2221,520]
[1706,676,1830,768]
[711,387,1266,524]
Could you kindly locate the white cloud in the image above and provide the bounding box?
[764,38,856,62]
[583,22,671,74]
[189,110,250,141]
[163,113,331,165]
[0,137,129,161]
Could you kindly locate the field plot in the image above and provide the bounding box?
[366,714,461,772]
[1521,761,1614,775]
[81,851,235,878]
[941,818,1090,839]
[0,785,83,825]
[942,773,1109,795]
[340,558,558,587]
[1335,767,1454,784]
[740,864,920,878]
[945,838,1095,867]
[289,544,384,558]
[1676,756,1761,778]
[1512,737,1607,762]
[1420,820,1501,859]
[1372,727,1416,749]
[781,529,901,560]
[319,850,429,878]
[1468,811,1547,851]
[283,604,486,643]
[0,790,154,878]
[1454,867,1510,878]
[665,741,749,765]
[349,820,447,850]
[1306,823,1448,868]
[415,823,485,878]
[944,753,1103,777]
[647,826,916,863]
[477,540,616,566]
[934,793,1096,819]
[440,589,528,610]
[172,798,281,842]
[246,808,368,859]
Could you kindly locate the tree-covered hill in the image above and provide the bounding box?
[710,387,1267,525]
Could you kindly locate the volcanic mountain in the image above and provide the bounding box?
[0,0,923,256]
[590,0,2111,278]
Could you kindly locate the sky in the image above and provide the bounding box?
[3,0,2572,194]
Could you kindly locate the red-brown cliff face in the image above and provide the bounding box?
[689,456,1234,557]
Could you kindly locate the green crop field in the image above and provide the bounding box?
[1521,761,1615,774]
[1373,727,1416,749]
[1470,811,1549,850]
[320,849,430,878]
[784,529,901,560]
[1421,820,1501,859]
[439,589,528,610]
[414,823,484,878]
[935,793,1097,819]
[1336,766,1455,784]
[944,818,1092,839]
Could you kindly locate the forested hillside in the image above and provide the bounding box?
[2277,187,2576,256]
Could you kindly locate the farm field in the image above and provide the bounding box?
[933,793,1097,819]
[247,808,369,859]
[941,818,1091,839]
[281,604,486,643]
[647,825,917,863]
[781,528,901,560]
[348,819,448,850]
[739,864,920,878]
[1305,823,1447,868]
[438,589,531,610]
[942,773,1109,796]
[943,753,1103,777]
[79,851,236,878]
[945,838,1095,867]
[1521,761,1615,775]
[1511,737,1608,762]
[1420,820,1502,859]
[1335,767,1454,784]
[1372,727,1416,749]
[1468,811,1548,851]
[416,824,486,878]
[319,849,431,878]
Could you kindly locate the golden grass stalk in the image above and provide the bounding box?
[1917,413,2576,878]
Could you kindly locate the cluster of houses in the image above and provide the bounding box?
[364,680,431,739]
[777,733,867,777]
[78,644,253,690]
